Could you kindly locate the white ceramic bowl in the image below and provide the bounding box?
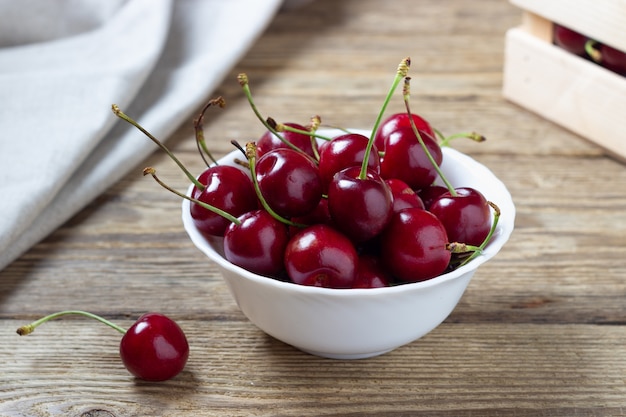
[182,130,515,359]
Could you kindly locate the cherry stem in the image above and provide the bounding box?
[112,105,205,192]
[193,97,225,167]
[143,167,241,225]
[237,74,309,157]
[17,310,126,336]
[402,77,457,196]
[276,121,333,142]
[459,201,501,267]
[437,130,486,147]
[244,142,308,228]
[361,56,411,180]
[585,39,602,63]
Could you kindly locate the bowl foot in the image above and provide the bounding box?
[299,347,395,360]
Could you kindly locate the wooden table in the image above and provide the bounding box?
[2,1,625,415]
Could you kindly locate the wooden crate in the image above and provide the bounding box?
[502,0,626,161]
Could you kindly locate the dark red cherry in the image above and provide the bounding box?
[380,126,443,191]
[327,166,393,243]
[257,122,317,158]
[255,148,322,218]
[381,208,451,282]
[374,112,435,152]
[418,185,448,211]
[429,187,492,247]
[553,24,588,56]
[284,224,358,288]
[385,178,425,213]
[120,313,189,382]
[224,209,290,276]
[190,165,258,236]
[599,44,626,74]
[353,255,391,288]
[318,133,381,191]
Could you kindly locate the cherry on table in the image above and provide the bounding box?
[16,310,189,382]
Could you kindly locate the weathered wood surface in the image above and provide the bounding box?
[2,1,625,415]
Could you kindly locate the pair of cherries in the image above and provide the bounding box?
[17,311,189,382]
[553,24,626,75]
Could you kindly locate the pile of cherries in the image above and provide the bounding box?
[553,24,626,76]
[117,57,500,290]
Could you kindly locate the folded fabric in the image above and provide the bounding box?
[0,0,284,271]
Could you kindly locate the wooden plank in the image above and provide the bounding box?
[503,27,626,162]
[510,0,626,50]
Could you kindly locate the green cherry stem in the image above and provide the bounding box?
[193,97,225,167]
[112,105,205,192]
[143,167,241,225]
[585,39,602,63]
[402,77,457,196]
[17,310,126,336]
[245,142,308,229]
[437,130,486,148]
[237,74,308,157]
[360,56,411,180]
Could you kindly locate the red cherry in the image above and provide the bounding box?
[120,313,189,381]
[327,166,393,243]
[385,178,425,213]
[190,165,258,236]
[257,122,317,158]
[224,209,290,277]
[374,112,436,152]
[381,208,451,282]
[380,127,443,191]
[599,44,626,75]
[255,148,322,218]
[353,255,391,288]
[553,24,588,56]
[418,185,448,211]
[318,133,381,191]
[429,187,492,247]
[284,224,358,288]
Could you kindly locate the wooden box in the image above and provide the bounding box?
[502,0,626,161]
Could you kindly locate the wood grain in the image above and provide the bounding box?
[1,0,625,415]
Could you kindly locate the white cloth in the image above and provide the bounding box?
[0,0,286,271]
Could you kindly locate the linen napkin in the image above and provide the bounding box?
[0,0,286,271]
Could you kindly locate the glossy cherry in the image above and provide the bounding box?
[353,255,391,288]
[224,209,290,277]
[418,185,448,211]
[327,166,393,243]
[191,165,258,236]
[284,224,358,288]
[317,133,381,191]
[16,310,189,382]
[380,126,443,191]
[429,187,492,247]
[553,24,588,56]
[374,112,435,152]
[381,208,451,282]
[385,178,425,213]
[255,148,322,218]
[257,122,317,158]
[120,313,189,381]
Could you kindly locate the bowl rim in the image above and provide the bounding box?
[182,130,515,297]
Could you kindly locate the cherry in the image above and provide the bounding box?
[353,255,391,288]
[191,165,258,236]
[381,208,451,282]
[17,310,189,381]
[418,185,448,211]
[255,148,322,218]
[374,112,435,152]
[380,126,443,191]
[586,40,626,75]
[327,166,393,243]
[553,24,588,56]
[385,178,425,213]
[256,122,317,158]
[429,187,492,246]
[284,224,358,288]
[224,209,290,277]
[317,133,381,191]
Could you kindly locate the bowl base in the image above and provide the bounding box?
[299,347,394,360]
